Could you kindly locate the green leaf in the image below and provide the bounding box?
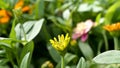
[55,2,72,13]
[0,59,9,65]
[0,0,8,9]
[56,53,77,68]
[35,0,44,19]
[64,53,77,64]
[0,38,12,48]
[19,41,34,68]
[26,19,44,42]
[0,65,9,68]
[20,52,30,68]
[93,50,120,64]
[105,1,120,24]
[47,44,61,63]
[76,57,86,68]
[0,37,25,48]
[5,47,15,66]
[15,19,44,42]
[9,19,17,39]
[78,41,94,60]
[95,13,102,25]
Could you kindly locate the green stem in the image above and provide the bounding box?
[97,40,103,54]
[61,56,65,68]
[113,37,119,50]
[50,18,71,32]
[20,24,27,41]
[102,31,109,50]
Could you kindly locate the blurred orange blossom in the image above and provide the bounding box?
[103,23,120,32]
[14,0,30,13]
[0,9,11,24]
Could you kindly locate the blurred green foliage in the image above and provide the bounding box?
[0,0,120,68]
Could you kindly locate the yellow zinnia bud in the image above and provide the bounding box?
[50,33,70,55]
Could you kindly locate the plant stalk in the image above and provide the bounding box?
[102,31,109,50]
[97,40,103,54]
[61,56,65,68]
[113,37,119,50]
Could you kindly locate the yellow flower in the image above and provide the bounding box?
[50,33,70,52]
[103,22,120,37]
[0,9,11,24]
[103,23,120,32]
[70,40,77,46]
[41,61,54,68]
[14,0,30,13]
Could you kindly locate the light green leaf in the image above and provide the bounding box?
[78,41,94,60]
[64,53,77,64]
[93,50,120,64]
[20,52,30,68]
[105,1,120,24]
[76,57,86,68]
[95,13,101,25]
[15,19,44,42]
[0,43,11,49]
[55,2,72,13]
[26,19,44,42]
[78,3,91,12]
[0,37,12,48]
[0,37,25,47]
[63,9,70,20]
[0,0,8,9]
[9,19,16,39]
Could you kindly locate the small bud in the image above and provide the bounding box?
[41,61,54,68]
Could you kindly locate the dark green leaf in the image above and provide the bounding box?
[0,59,9,65]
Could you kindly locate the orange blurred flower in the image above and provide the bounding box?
[103,23,120,37]
[0,9,11,24]
[103,23,120,32]
[22,6,30,12]
[14,0,30,13]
